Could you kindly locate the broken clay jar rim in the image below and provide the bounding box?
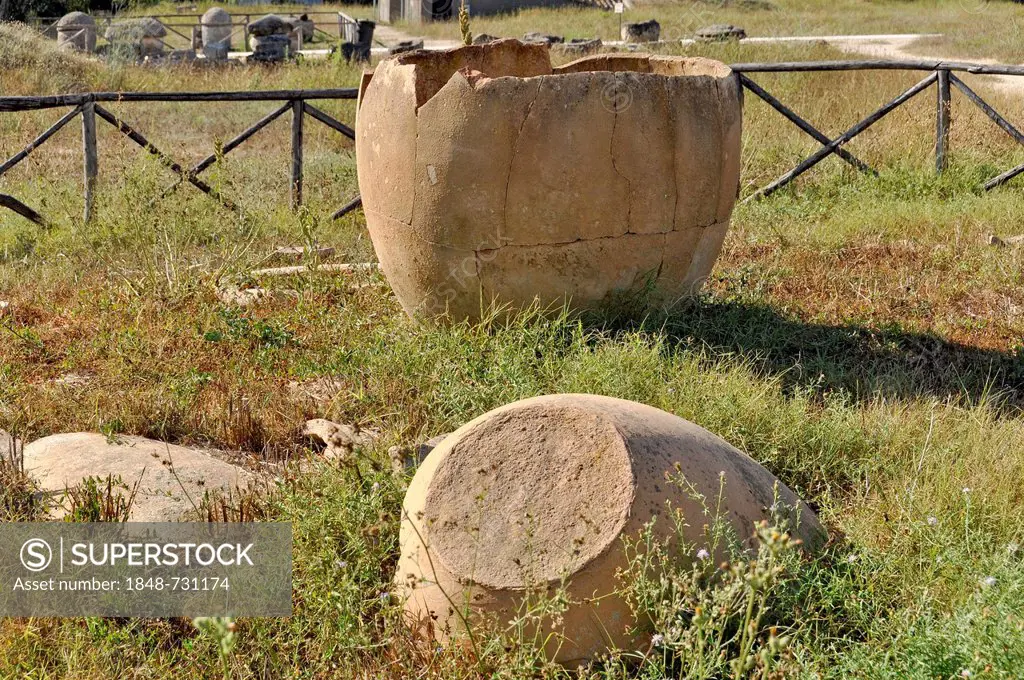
[357,39,735,111]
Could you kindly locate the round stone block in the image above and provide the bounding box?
[396,394,825,663]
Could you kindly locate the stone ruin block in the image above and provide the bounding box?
[696,24,747,42]
[522,31,563,44]
[247,14,298,62]
[288,14,315,43]
[621,19,660,43]
[249,34,290,63]
[552,37,602,56]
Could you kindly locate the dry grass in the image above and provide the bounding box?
[3,7,1024,678]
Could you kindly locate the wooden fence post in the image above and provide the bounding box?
[936,68,951,173]
[291,99,303,209]
[81,100,97,224]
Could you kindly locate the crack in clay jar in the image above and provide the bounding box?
[355,40,742,323]
[396,394,826,664]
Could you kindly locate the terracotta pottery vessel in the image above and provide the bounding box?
[396,394,824,663]
[356,40,742,322]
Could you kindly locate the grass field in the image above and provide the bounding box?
[3,1,1024,677]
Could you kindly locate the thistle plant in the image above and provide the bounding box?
[459,0,472,46]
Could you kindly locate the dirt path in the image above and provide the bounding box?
[826,34,1024,97]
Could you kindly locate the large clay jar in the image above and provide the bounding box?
[396,394,824,663]
[356,40,742,323]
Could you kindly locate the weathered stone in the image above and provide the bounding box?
[56,12,96,52]
[302,419,378,460]
[51,372,92,388]
[288,15,315,42]
[216,285,270,307]
[396,394,825,663]
[22,433,251,522]
[246,14,293,37]
[388,39,424,56]
[695,24,746,42]
[988,233,1024,247]
[472,33,500,45]
[250,262,377,278]
[201,7,232,49]
[269,246,336,263]
[621,19,660,43]
[552,37,602,56]
[355,41,741,323]
[523,31,563,44]
[249,34,290,62]
[387,433,447,474]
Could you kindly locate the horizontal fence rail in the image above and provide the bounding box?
[3,59,1024,225]
[732,59,1024,75]
[0,89,357,112]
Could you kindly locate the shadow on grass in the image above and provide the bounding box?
[622,299,1024,411]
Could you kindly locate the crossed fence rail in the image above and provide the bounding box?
[0,89,360,226]
[3,58,1024,226]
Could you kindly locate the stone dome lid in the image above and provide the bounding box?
[57,11,95,27]
[201,7,231,24]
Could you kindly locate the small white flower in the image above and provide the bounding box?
[927,516,939,526]
[650,633,665,647]
[981,576,997,588]
[372,481,380,492]
[960,669,971,678]
[718,470,726,478]
[667,388,675,394]
[846,553,858,564]
[1008,542,1019,555]
[962,487,972,495]
[379,591,391,601]
[696,549,710,561]
[335,559,347,569]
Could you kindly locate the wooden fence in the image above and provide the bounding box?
[4,58,1024,226]
[0,89,359,226]
[733,59,1024,200]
